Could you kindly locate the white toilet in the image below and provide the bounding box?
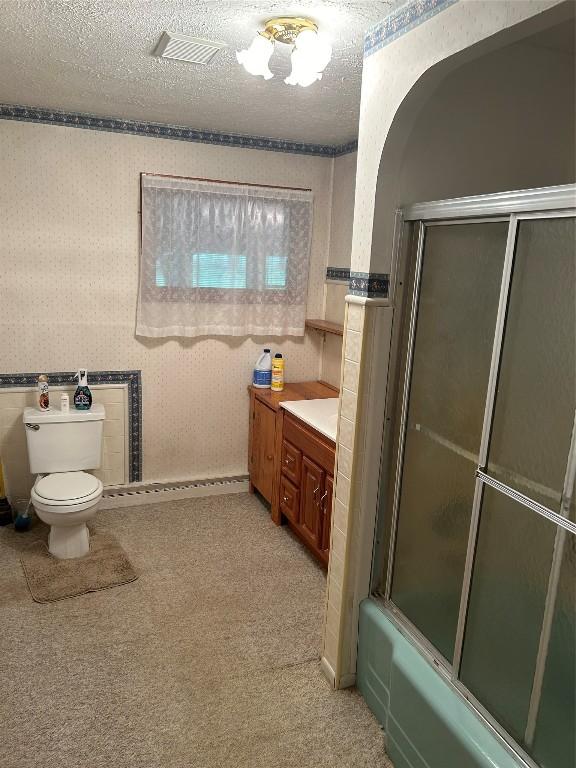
[23,403,105,559]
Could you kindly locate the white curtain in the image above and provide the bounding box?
[136,175,314,337]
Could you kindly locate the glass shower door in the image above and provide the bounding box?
[459,214,576,767]
[388,221,508,661]
[378,202,576,768]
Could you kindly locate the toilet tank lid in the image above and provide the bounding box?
[23,403,105,424]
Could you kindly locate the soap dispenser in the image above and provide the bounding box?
[73,369,92,410]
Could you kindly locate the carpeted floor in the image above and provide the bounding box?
[0,493,392,768]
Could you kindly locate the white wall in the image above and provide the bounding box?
[370,27,575,271]
[329,151,357,269]
[0,120,333,485]
[321,151,357,387]
[349,0,566,275]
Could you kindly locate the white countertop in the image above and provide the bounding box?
[280,397,339,442]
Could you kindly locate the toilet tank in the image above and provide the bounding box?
[23,404,105,474]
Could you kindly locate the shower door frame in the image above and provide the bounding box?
[374,183,576,768]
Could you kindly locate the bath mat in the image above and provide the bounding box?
[20,531,138,603]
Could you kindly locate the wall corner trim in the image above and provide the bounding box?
[346,295,390,307]
[320,656,337,688]
[338,672,357,689]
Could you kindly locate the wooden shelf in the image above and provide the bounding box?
[305,318,344,337]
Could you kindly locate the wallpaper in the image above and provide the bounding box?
[329,151,357,269]
[319,152,357,386]
[0,120,332,484]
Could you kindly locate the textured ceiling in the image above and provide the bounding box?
[0,0,402,145]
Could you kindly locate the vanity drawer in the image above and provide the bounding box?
[279,475,300,524]
[283,414,335,475]
[281,439,302,485]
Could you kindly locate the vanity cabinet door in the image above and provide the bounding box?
[281,440,302,486]
[279,474,300,524]
[320,474,333,559]
[252,399,276,503]
[299,456,324,549]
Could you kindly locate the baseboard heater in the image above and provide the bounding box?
[100,475,249,509]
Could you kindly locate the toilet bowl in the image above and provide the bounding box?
[31,471,103,559]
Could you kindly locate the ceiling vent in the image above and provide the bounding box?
[154,31,227,65]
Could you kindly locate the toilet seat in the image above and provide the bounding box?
[32,472,103,512]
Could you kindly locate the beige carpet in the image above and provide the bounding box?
[0,493,392,768]
[21,531,138,603]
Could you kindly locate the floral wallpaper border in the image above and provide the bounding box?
[326,267,351,282]
[326,268,390,297]
[349,271,390,298]
[365,0,459,57]
[0,103,358,158]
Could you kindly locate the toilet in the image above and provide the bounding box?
[23,403,105,559]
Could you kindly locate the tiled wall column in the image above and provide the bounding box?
[322,296,394,688]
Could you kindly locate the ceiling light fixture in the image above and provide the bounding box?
[237,17,332,87]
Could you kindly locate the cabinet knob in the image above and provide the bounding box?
[283,495,289,503]
[266,454,274,461]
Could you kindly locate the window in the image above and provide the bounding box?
[154,254,287,290]
[374,193,575,768]
[137,174,313,337]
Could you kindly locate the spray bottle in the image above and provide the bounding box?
[73,369,92,410]
[38,374,50,411]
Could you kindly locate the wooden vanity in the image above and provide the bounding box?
[248,381,337,566]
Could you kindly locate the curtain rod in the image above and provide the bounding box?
[140,172,311,193]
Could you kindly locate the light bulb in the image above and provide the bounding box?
[294,29,317,50]
[285,29,332,87]
[295,29,332,72]
[284,29,332,88]
[237,33,274,80]
[285,69,322,88]
[285,48,322,87]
